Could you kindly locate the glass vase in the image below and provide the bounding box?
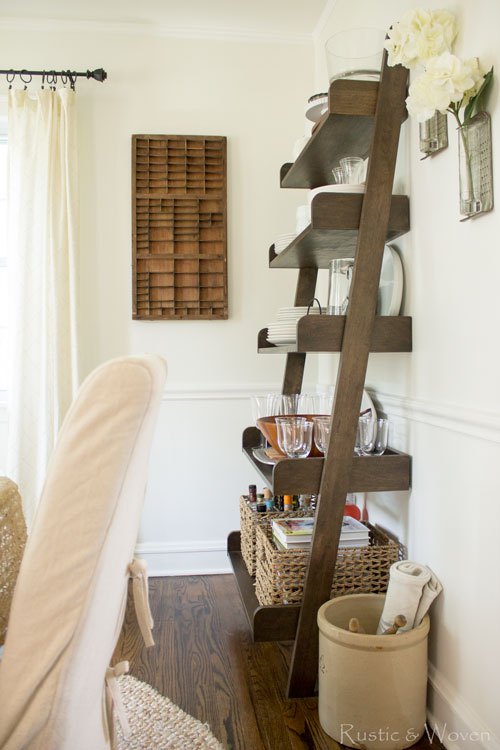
[458,112,493,219]
[419,111,448,158]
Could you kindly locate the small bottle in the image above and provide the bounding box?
[256,493,266,512]
[298,494,311,509]
[248,484,257,505]
[283,494,293,511]
[263,487,274,511]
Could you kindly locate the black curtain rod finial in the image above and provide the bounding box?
[87,68,107,82]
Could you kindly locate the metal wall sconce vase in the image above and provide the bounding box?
[457,111,493,221]
[419,111,448,159]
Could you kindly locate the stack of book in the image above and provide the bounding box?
[271,516,370,550]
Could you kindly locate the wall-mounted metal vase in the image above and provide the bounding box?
[419,111,448,158]
[458,111,493,220]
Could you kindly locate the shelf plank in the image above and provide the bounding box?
[281,80,379,189]
[259,316,412,354]
[227,532,300,642]
[270,193,409,269]
[242,428,411,495]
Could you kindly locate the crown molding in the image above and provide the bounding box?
[0,16,313,45]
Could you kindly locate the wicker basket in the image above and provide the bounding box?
[255,521,403,606]
[239,496,313,576]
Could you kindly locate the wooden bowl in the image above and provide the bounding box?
[256,414,327,458]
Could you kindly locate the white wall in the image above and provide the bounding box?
[316,2,500,748]
[0,22,317,569]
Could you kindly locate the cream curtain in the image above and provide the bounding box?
[7,88,79,524]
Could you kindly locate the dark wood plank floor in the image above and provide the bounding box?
[115,574,442,750]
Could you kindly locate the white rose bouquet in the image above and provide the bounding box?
[384,7,493,129]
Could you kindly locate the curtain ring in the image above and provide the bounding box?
[6,69,15,89]
[20,70,32,85]
[306,298,323,315]
[67,71,76,91]
[41,72,45,90]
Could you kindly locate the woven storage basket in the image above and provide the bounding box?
[239,496,313,576]
[0,477,27,645]
[255,521,403,606]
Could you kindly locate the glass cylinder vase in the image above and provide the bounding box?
[419,111,448,158]
[458,112,493,219]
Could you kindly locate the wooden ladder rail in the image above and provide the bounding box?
[286,54,409,698]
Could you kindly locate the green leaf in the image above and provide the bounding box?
[472,68,493,114]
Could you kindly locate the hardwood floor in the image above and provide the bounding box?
[115,574,442,750]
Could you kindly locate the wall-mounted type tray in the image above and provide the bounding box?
[132,135,227,320]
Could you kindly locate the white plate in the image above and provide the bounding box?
[308,184,365,205]
[252,447,279,465]
[305,94,328,122]
[378,244,403,316]
[267,336,296,345]
[361,389,377,421]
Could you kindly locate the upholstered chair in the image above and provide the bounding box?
[0,355,166,750]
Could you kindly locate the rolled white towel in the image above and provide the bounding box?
[414,569,443,627]
[377,561,441,634]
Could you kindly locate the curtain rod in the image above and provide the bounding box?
[1,68,107,86]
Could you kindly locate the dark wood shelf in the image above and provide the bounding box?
[243,427,411,495]
[258,315,412,354]
[281,79,380,189]
[227,531,300,642]
[269,193,409,269]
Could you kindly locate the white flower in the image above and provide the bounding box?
[385,7,457,69]
[406,53,485,121]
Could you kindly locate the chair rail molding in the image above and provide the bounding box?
[372,390,500,445]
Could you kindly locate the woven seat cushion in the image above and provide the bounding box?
[0,478,27,646]
[0,355,166,750]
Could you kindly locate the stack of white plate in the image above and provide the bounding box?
[308,183,365,206]
[267,306,322,345]
[274,232,297,254]
[296,204,310,234]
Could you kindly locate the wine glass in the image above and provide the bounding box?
[251,394,278,448]
[312,416,331,454]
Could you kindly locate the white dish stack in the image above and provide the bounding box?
[266,306,322,345]
[274,233,297,255]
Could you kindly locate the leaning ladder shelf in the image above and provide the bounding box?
[227,54,410,698]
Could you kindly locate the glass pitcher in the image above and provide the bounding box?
[327,258,354,315]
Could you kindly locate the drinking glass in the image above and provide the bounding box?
[340,156,364,184]
[313,416,331,454]
[359,417,389,456]
[281,417,314,459]
[276,415,306,454]
[331,166,345,184]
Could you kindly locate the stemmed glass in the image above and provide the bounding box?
[251,394,278,448]
[312,416,331,455]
